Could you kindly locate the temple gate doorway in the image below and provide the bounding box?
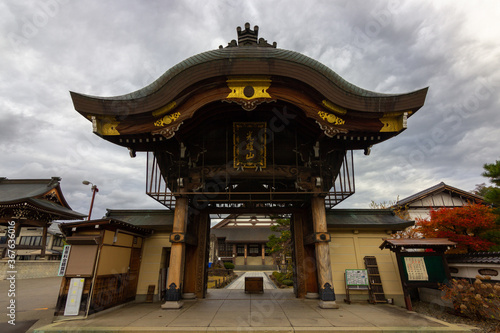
[71,23,427,309]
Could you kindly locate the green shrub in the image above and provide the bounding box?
[223,262,235,269]
[282,279,293,286]
[272,271,286,283]
[441,275,500,320]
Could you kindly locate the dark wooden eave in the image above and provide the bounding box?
[70,24,428,153]
[380,238,457,251]
[59,218,153,237]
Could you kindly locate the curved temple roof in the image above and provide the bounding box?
[71,23,427,119]
[0,177,87,221]
[73,46,422,104]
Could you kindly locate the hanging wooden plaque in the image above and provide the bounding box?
[233,122,266,169]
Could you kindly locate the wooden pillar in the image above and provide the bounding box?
[302,210,319,295]
[261,243,265,265]
[395,250,412,311]
[292,212,307,298]
[182,244,197,295]
[304,244,319,294]
[40,224,48,260]
[233,244,237,264]
[311,196,338,309]
[162,197,188,309]
[195,212,209,298]
[244,244,248,265]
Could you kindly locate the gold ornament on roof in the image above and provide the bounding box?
[154,112,181,127]
[226,76,272,100]
[318,111,345,125]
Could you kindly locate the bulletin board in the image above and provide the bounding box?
[344,269,370,304]
[345,269,370,289]
[400,255,448,285]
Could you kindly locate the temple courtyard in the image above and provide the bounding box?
[0,274,477,332]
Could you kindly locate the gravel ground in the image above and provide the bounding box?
[412,300,500,332]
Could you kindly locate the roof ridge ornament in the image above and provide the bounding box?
[220,23,277,49]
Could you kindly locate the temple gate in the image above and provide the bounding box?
[71,23,427,308]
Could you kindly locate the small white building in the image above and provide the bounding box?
[393,182,498,282]
[393,182,485,220]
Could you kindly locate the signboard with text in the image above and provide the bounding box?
[345,269,369,289]
[233,122,267,169]
[57,245,71,276]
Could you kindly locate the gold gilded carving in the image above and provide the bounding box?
[152,101,177,117]
[321,100,347,115]
[152,122,183,139]
[318,111,345,125]
[379,112,408,132]
[101,122,120,135]
[233,122,266,169]
[154,112,181,127]
[222,98,276,111]
[316,121,348,137]
[226,76,272,100]
[91,115,120,135]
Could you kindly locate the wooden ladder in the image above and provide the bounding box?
[364,256,388,303]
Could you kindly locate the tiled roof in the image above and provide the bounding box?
[105,209,174,229]
[446,252,500,265]
[395,182,484,207]
[326,209,413,230]
[0,177,61,203]
[0,177,86,220]
[380,238,457,251]
[77,47,405,102]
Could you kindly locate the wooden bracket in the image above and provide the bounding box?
[304,232,331,245]
[169,232,197,246]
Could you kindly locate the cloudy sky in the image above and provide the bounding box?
[1,0,499,220]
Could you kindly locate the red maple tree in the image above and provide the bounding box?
[416,203,497,253]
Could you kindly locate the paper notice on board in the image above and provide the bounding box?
[404,257,428,281]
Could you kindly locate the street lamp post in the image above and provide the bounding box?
[82,180,99,220]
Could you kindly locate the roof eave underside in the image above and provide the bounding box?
[70,47,428,117]
[60,218,152,235]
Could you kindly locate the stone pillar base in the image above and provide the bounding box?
[305,292,319,299]
[182,293,196,299]
[161,301,184,309]
[319,300,339,309]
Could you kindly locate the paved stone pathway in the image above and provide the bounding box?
[35,289,474,332]
[226,271,277,290]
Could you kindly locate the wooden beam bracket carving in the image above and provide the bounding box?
[170,232,197,246]
[304,232,331,245]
